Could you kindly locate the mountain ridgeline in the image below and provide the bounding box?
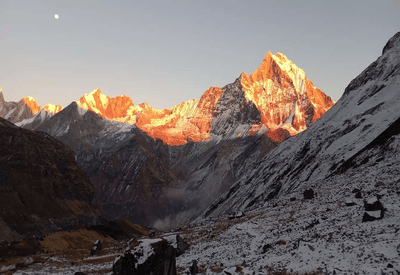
[1,51,337,229]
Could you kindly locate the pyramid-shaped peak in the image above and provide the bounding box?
[89,88,102,94]
[270,52,305,76]
[21,96,41,114]
[22,96,36,102]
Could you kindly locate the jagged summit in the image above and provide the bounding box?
[3,52,334,145]
[21,96,41,114]
[382,31,400,55]
[241,52,334,140]
[44,103,63,114]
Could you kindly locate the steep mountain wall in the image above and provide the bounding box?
[203,31,400,219]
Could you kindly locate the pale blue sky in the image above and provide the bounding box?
[1,0,399,109]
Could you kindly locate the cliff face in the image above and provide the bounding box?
[241,52,334,141]
[0,118,101,242]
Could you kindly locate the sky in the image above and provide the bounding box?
[1,0,400,110]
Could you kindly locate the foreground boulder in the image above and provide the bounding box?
[362,197,385,222]
[163,234,190,256]
[113,238,177,275]
[189,260,199,274]
[90,239,102,256]
[303,188,315,200]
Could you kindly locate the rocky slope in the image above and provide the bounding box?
[0,118,102,242]
[203,32,400,219]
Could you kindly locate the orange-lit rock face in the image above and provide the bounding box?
[22,97,41,115]
[75,87,223,146]
[44,103,63,114]
[137,87,222,146]
[241,52,334,141]
[76,88,137,123]
[73,53,333,146]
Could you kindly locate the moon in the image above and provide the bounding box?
[54,14,59,19]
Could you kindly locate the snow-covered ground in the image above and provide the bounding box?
[176,159,400,274]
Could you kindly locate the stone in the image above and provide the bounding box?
[228,211,245,220]
[90,240,102,256]
[375,181,385,187]
[362,211,384,222]
[362,197,385,222]
[346,200,356,206]
[355,192,362,199]
[303,189,314,200]
[364,197,385,212]
[262,244,272,254]
[112,253,137,275]
[175,235,190,256]
[112,239,177,275]
[164,234,190,256]
[189,260,199,274]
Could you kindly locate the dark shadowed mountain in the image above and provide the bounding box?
[0,118,102,242]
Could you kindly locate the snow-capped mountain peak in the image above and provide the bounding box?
[240,52,334,140]
[44,103,63,114]
[76,88,110,115]
[21,96,41,114]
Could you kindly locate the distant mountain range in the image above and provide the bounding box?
[1,52,334,145]
[1,52,335,229]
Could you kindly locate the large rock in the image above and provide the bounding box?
[113,238,177,275]
[362,197,385,222]
[303,189,315,200]
[90,239,102,256]
[163,234,190,256]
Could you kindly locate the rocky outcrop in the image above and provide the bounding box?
[362,197,385,222]
[0,118,102,242]
[113,239,177,275]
